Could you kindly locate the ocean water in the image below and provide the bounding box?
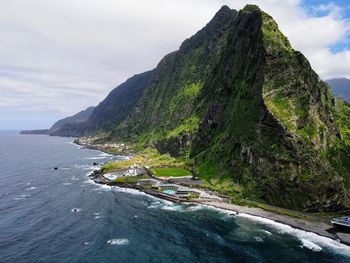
[1,133,350,263]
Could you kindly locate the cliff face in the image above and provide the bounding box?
[87,70,154,132]
[21,107,94,136]
[50,70,154,137]
[106,5,350,211]
[112,6,237,149]
[49,106,95,136]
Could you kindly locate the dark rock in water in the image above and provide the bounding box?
[93,162,98,166]
[89,170,100,179]
[54,167,58,170]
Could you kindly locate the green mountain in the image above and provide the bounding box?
[107,5,350,211]
[40,5,350,211]
[50,106,95,135]
[327,78,350,103]
[22,71,153,137]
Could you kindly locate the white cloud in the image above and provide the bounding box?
[0,0,349,129]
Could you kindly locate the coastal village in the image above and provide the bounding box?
[90,159,223,203]
[78,137,222,203]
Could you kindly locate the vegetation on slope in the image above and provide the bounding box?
[82,5,350,212]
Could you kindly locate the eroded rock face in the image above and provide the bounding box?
[155,134,193,158]
[131,5,350,211]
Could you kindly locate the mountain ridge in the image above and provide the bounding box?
[22,5,350,211]
[105,4,350,211]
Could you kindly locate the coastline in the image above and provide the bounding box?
[77,140,350,247]
[89,167,350,246]
[200,201,348,243]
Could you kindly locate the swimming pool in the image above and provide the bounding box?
[163,189,176,195]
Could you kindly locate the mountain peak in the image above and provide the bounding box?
[216,5,232,14]
[242,4,261,12]
[179,5,236,53]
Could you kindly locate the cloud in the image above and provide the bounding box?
[0,0,349,129]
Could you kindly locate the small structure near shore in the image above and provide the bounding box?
[331,216,350,228]
[136,178,221,200]
[103,164,141,180]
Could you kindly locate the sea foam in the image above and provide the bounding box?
[107,238,129,246]
[238,213,350,256]
[85,157,106,160]
[25,186,37,190]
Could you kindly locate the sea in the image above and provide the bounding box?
[1,131,350,263]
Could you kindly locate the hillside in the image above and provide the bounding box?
[22,71,154,137]
[101,5,350,211]
[38,5,350,211]
[327,78,350,103]
[50,71,154,137]
[50,106,95,133]
[21,106,94,136]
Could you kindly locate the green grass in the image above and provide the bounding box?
[165,115,200,138]
[334,98,350,144]
[180,83,202,98]
[102,158,142,173]
[202,179,243,197]
[101,147,187,175]
[151,167,192,177]
[114,175,150,184]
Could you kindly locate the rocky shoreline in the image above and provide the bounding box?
[74,138,350,247]
[88,166,350,246]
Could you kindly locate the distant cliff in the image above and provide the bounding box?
[51,106,95,131]
[21,106,94,136]
[50,70,154,137]
[20,129,50,135]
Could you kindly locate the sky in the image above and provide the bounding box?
[1,0,350,130]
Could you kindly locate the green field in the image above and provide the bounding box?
[151,167,192,177]
[114,175,150,184]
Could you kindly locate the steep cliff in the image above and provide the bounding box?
[21,107,94,136]
[50,106,95,134]
[105,5,350,211]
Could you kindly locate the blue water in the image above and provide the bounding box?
[1,133,350,262]
[163,189,176,195]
